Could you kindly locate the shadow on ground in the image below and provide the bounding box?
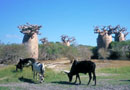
[19,77,38,84]
[120,80,130,82]
[51,81,85,86]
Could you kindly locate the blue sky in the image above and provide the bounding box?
[0,0,130,46]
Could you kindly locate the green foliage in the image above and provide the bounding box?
[91,47,98,59]
[39,42,69,60]
[110,40,130,48]
[109,40,130,59]
[39,42,93,61]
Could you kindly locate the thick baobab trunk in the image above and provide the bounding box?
[64,42,70,46]
[97,34,104,49]
[23,33,38,59]
[97,34,112,49]
[103,34,112,49]
[115,32,125,42]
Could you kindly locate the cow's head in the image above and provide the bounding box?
[16,58,23,71]
[64,70,73,82]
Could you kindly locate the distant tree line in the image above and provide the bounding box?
[0,40,129,64]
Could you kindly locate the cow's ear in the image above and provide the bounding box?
[20,58,23,61]
[73,60,77,65]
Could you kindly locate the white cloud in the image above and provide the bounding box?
[5,34,22,39]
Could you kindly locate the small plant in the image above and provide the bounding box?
[98,48,110,59]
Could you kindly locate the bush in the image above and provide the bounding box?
[77,45,93,60]
[98,48,110,59]
[0,43,29,64]
[91,47,98,59]
[63,45,78,63]
[39,42,93,62]
[39,42,67,60]
[109,40,130,59]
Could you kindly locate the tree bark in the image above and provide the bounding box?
[23,33,38,59]
[97,34,112,49]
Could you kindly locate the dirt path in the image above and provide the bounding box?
[0,82,130,90]
[43,59,130,71]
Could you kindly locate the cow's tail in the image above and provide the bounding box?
[40,63,45,75]
[93,63,96,85]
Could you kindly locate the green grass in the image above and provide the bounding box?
[96,66,130,85]
[98,66,130,74]
[0,87,12,90]
[0,65,68,84]
[0,65,34,83]
[0,87,25,90]
[45,68,68,83]
[0,65,130,86]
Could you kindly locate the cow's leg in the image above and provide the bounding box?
[36,72,38,80]
[31,65,33,71]
[93,71,96,86]
[87,72,92,85]
[33,71,35,79]
[74,75,78,84]
[77,74,81,84]
[16,66,18,71]
[42,73,44,82]
[39,73,43,83]
[20,67,23,72]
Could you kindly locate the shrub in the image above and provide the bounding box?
[63,46,78,63]
[109,40,130,59]
[98,48,110,59]
[77,45,93,60]
[0,43,29,64]
[91,47,98,59]
[39,42,93,62]
[39,42,66,60]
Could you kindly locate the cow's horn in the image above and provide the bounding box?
[63,70,70,74]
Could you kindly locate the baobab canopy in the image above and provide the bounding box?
[18,23,42,35]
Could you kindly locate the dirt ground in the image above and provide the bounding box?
[42,58,130,72]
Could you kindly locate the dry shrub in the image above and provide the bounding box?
[0,44,29,64]
[98,48,110,59]
[77,46,93,60]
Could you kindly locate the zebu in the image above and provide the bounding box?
[32,62,45,83]
[64,60,96,85]
[16,58,36,71]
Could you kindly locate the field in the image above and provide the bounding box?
[0,59,130,90]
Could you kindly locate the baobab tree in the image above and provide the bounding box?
[112,25,129,42]
[40,37,48,44]
[61,35,75,46]
[94,25,114,49]
[18,23,42,59]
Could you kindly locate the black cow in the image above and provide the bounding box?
[16,58,36,71]
[65,60,96,85]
